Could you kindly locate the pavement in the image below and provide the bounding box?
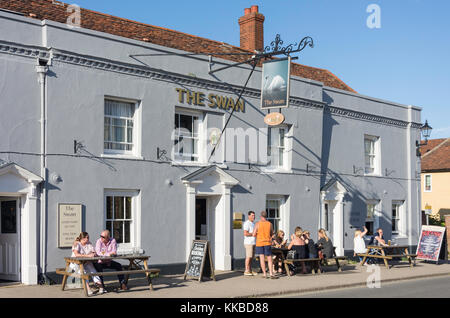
[0,260,449,298]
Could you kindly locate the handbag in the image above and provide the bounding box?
[287,250,297,259]
[318,250,324,260]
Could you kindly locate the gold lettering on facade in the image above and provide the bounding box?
[176,88,245,112]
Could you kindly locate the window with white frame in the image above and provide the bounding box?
[268,126,287,169]
[392,201,404,235]
[104,99,139,155]
[424,174,432,192]
[365,202,378,235]
[174,111,202,162]
[266,198,282,233]
[364,135,380,175]
[105,190,139,252]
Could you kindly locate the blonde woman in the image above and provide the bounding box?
[287,228,307,274]
[69,232,104,295]
[317,228,334,258]
[271,230,287,274]
[354,226,368,264]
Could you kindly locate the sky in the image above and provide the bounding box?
[71,0,450,139]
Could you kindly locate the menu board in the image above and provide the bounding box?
[183,240,215,282]
[416,225,446,263]
[58,204,82,248]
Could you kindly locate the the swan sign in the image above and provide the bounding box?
[261,57,291,109]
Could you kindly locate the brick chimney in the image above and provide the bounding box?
[238,5,265,52]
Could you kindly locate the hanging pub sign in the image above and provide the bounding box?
[416,225,447,263]
[261,57,291,109]
[264,112,285,126]
[184,240,215,282]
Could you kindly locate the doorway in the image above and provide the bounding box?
[0,198,21,281]
[195,198,208,241]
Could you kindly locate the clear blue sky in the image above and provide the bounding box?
[72,0,450,139]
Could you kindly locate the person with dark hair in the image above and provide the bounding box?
[303,231,318,259]
[253,211,276,279]
[243,211,257,276]
[369,228,388,247]
[70,232,102,295]
[94,230,128,291]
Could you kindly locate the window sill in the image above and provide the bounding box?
[261,167,293,174]
[171,161,228,169]
[101,153,143,160]
[364,173,382,177]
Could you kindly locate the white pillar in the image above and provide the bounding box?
[214,184,232,270]
[184,184,197,261]
[22,183,39,285]
[320,193,326,229]
[335,193,345,257]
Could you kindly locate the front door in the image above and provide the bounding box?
[0,199,20,281]
[195,198,208,241]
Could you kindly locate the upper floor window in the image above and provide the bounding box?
[104,99,139,156]
[174,111,202,163]
[424,174,432,192]
[364,135,380,175]
[268,126,287,169]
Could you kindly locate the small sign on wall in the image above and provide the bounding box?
[233,212,243,229]
[58,204,82,248]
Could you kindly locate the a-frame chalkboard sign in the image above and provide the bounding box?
[183,240,216,282]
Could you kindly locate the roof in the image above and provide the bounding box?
[0,0,356,93]
[421,138,450,172]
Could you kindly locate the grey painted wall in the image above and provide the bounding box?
[0,11,422,273]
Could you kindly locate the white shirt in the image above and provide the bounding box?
[243,220,256,245]
[354,236,366,254]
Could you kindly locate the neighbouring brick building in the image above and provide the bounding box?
[0,0,424,285]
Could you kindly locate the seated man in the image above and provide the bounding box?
[367,228,388,264]
[94,230,128,290]
[369,228,388,247]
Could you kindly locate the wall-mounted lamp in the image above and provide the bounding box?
[416,120,433,157]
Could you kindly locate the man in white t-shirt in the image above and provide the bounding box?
[243,211,257,276]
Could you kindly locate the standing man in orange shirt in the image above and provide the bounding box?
[253,210,276,279]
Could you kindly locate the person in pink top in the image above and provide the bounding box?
[93,230,128,290]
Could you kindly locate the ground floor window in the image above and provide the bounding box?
[366,202,376,235]
[392,201,404,235]
[104,190,140,252]
[266,199,281,233]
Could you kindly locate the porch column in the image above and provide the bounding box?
[335,193,345,256]
[184,183,197,261]
[216,183,233,270]
[22,182,39,285]
[320,192,326,229]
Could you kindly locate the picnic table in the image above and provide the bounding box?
[56,254,160,297]
[271,247,323,275]
[358,245,417,269]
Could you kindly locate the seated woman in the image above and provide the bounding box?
[69,232,104,295]
[271,230,287,274]
[303,231,318,259]
[287,228,307,275]
[317,228,335,260]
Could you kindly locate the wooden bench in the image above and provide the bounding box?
[322,256,347,272]
[283,258,322,275]
[56,267,160,290]
[57,255,160,296]
[358,245,417,268]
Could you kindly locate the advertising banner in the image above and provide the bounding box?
[416,225,446,262]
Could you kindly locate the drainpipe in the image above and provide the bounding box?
[36,61,49,284]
